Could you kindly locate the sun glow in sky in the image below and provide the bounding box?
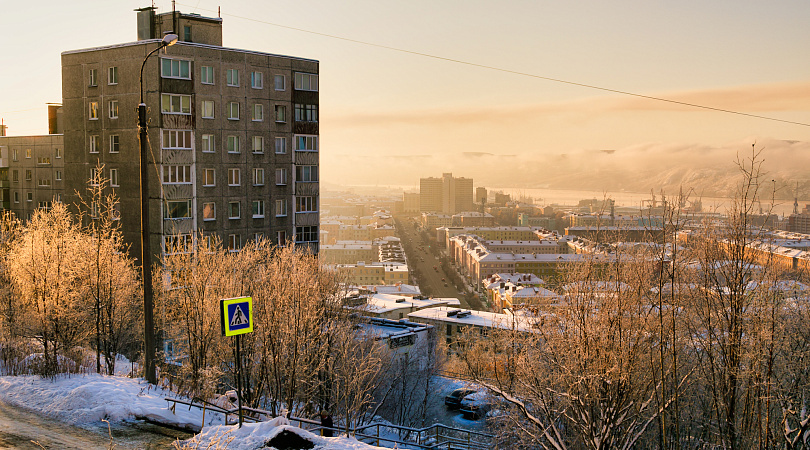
[1,0,808,187]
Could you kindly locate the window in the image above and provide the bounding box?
[274,74,285,91]
[253,200,265,218]
[184,25,192,42]
[201,66,214,84]
[275,105,286,122]
[275,137,287,154]
[228,168,241,186]
[202,100,214,118]
[55,193,62,202]
[164,200,192,219]
[229,201,241,219]
[252,104,263,121]
[294,135,318,152]
[296,196,317,213]
[109,100,119,119]
[25,170,32,181]
[89,168,99,185]
[161,58,191,79]
[89,69,98,87]
[275,168,287,185]
[37,157,51,165]
[90,135,99,153]
[201,134,215,152]
[55,170,62,181]
[276,230,287,246]
[251,71,263,89]
[228,234,241,252]
[109,135,120,153]
[203,202,216,221]
[227,136,240,153]
[226,69,239,86]
[89,102,99,120]
[252,168,265,186]
[252,136,264,153]
[294,72,318,91]
[294,104,318,122]
[12,149,17,161]
[203,168,215,186]
[161,94,191,114]
[296,165,318,182]
[25,149,31,159]
[55,148,62,159]
[162,165,192,184]
[253,233,264,243]
[295,226,318,243]
[108,66,118,85]
[13,192,19,203]
[12,170,18,182]
[37,178,51,187]
[110,169,119,187]
[227,102,240,120]
[162,130,193,149]
[27,192,33,202]
[275,199,287,217]
[164,234,193,254]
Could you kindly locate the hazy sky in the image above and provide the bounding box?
[1,1,808,188]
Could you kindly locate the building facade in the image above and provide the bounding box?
[419,172,473,214]
[61,8,319,261]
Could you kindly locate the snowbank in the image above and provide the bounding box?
[0,374,386,449]
[186,417,383,450]
[0,373,224,431]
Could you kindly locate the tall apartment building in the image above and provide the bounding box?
[419,172,473,214]
[61,7,319,261]
[0,105,65,220]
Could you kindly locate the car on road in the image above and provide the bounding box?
[444,388,477,410]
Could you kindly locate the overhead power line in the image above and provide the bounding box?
[199,4,810,127]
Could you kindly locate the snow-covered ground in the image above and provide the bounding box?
[0,373,387,449]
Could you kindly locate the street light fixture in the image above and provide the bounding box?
[138,33,178,385]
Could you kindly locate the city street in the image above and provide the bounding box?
[394,216,484,310]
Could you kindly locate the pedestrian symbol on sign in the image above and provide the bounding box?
[230,304,249,327]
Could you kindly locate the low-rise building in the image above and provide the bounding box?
[336,261,409,285]
[319,240,375,264]
[352,293,460,320]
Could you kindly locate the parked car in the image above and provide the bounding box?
[444,388,477,410]
[460,392,492,420]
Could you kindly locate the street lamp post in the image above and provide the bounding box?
[138,33,178,385]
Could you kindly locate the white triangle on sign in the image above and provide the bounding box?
[230,305,249,327]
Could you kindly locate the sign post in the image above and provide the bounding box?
[220,296,254,428]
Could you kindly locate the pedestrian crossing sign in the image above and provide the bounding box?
[220,297,254,336]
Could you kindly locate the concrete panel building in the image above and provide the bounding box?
[0,106,65,220]
[61,8,319,261]
[419,172,473,214]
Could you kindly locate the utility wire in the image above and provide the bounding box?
[179,2,810,128]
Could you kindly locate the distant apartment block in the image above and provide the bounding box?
[61,7,319,260]
[0,105,65,220]
[419,172,473,214]
[788,205,810,234]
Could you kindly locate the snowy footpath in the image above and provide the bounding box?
[0,374,384,449]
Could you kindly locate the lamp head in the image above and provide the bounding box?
[162,33,179,47]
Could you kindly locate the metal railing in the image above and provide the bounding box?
[164,397,493,449]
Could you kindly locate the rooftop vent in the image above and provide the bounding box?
[446,309,461,317]
[456,311,472,318]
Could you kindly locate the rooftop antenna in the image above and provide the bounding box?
[218,6,221,17]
